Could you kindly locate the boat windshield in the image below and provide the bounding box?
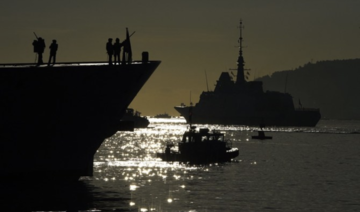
[208,134,224,142]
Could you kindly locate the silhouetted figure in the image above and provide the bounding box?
[165,146,171,155]
[121,28,132,65]
[32,40,38,54]
[113,38,122,65]
[106,38,113,65]
[33,37,46,66]
[48,39,58,66]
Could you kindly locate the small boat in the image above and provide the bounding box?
[252,123,272,140]
[154,112,171,118]
[121,108,149,128]
[157,126,239,163]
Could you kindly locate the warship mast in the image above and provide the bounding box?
[236,20,246,85]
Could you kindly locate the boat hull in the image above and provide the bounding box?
[0,61,160,180]
[157,148,239,164]
[174,106,320,127]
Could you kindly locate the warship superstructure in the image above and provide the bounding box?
[175,21,320,126]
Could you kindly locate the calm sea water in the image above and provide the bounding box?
[2,119,360,211]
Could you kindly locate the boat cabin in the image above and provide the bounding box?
[182,127,224,143]
[157,126,239,163]
[178,127,229,158]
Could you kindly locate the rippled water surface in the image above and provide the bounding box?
[85,119,360,211]
[3,119,360,211]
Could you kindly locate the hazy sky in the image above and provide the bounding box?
[1,1,359,116]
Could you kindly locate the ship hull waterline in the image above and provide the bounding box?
[175,106,320,127]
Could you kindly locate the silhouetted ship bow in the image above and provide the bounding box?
[0,32,160,180]
[174,21,320,127]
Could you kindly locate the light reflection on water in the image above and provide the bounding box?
[88,119,360,211]
[92,119,195,210]
[93,119,240,211]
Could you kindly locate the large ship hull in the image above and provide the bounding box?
[174,105,320,127]
[0,61,160,180]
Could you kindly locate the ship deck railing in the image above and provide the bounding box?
[0,61,154,68]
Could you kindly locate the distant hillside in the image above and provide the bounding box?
[256,59,360,120]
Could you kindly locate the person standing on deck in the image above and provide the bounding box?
[106,38,113,65]
[113,38,122,65]
[48,39,58,66]
[33,37,46,66]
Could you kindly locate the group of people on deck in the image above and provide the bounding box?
[32,28,132,66]
[32,37,58,66]
[106,36,132,65]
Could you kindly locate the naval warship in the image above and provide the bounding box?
[0,29,160,180]
[174,21,320,127]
